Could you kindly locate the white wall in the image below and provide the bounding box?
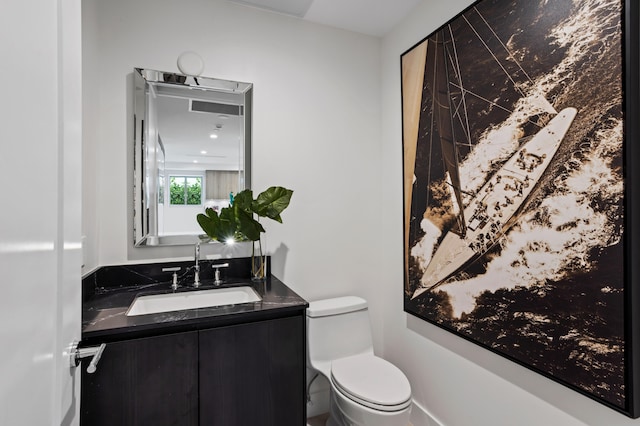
[82,0,384,314]
[380,1,640,425]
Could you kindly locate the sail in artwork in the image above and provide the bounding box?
[410,8,578,299]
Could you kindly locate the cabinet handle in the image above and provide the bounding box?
[69,341,106,374]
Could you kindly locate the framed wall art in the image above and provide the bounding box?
[401,0,640,417]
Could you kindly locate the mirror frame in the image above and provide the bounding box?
[132,68,252,246]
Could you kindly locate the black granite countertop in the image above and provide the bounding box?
[81,258,308,345]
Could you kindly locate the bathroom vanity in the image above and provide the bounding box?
[80,258,307,426]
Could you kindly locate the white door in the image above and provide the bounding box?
[0,0,82,425]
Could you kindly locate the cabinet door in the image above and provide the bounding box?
[81,331,199,426]
[199,315,305,425]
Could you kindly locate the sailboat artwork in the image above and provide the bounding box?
[413,106,577,296]
[402,0,630,414]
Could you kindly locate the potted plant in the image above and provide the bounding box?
[196,186,293,280]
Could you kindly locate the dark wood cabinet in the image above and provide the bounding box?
[80,331,199,426]
[81,313,306,426]
[199,315,305,425]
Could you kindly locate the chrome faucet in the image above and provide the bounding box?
[194,242,201,288]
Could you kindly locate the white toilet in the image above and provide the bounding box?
[306,296,412,426]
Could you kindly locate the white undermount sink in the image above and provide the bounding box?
[126,286,262,316]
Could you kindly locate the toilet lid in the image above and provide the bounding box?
[331,354,411,411]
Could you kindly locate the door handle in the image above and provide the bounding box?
[69,340,106,374]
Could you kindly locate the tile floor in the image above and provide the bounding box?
[307,413,414,426]
[307,412,329,426]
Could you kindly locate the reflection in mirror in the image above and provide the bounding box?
[133,68,252,246]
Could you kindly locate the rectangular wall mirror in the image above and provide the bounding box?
[133,68,252,246]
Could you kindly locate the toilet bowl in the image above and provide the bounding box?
[306,296,411,426]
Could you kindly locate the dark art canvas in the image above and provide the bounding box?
[401,0,640,416]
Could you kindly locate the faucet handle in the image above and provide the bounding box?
[162,267,181,290]
[211,263,229,285]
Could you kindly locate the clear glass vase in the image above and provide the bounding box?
[251,239,266,281]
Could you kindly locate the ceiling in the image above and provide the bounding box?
[226,0,422,37]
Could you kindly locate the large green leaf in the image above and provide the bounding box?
[196,186,293,243]
[196,208,221,241]
[217,206,241,241]
[252,186,293,223]
[236,208,265,241]
[232,189,254,212]
[197,206,241,242]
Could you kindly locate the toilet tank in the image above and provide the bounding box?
[306,296,374,373]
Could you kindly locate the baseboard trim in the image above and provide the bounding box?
[306,391,442,425]
[411,399,443,426]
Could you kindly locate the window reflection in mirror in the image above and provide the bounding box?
[133,68,252,246]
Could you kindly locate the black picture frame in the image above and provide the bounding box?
[401,0,640,417]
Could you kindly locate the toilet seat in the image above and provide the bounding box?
[330,354,411,412]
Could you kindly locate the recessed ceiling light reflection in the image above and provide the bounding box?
[209,133,218,139]
[201,150,207,154]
